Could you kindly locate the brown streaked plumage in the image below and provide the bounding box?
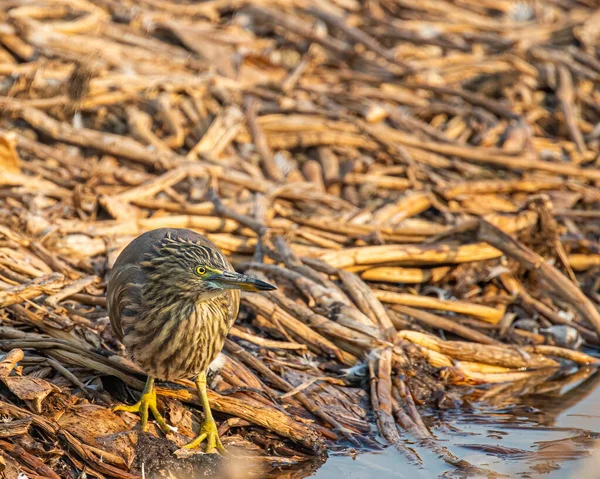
[107,228,275,453]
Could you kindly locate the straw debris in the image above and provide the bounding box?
[0,0,599,476]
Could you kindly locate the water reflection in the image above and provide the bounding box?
[307,367,600,478]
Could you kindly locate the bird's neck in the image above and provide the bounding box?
[142,283,226,322]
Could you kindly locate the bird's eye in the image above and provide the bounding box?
[196,266,207,275]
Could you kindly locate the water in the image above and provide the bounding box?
[309,368,600,478]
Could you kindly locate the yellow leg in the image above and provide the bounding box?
[184,372,226,454]
[113,377,171,435]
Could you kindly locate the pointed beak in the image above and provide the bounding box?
[214,271,276,292]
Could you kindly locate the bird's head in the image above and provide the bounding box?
[141,234,276,302]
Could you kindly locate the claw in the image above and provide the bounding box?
[113,378,171,435]
[184,372,228,454]
[184,417,227,454]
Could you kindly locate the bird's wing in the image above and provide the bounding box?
[107,263,143,341]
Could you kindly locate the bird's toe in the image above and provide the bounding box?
[183,418,226,454]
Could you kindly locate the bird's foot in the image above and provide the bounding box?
[113,388,171,435]
[183,417,226,454]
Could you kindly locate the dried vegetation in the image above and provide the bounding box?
[0,0,599,477]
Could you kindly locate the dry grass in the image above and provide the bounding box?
[0,0,599,477]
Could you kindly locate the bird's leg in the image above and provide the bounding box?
[184,372,226,454]
[113,377,171,434]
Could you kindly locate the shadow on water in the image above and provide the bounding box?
[284,367,600,478]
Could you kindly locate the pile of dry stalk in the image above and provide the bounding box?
[0,0,599,477]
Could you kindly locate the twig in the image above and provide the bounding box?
[478,220,600,337]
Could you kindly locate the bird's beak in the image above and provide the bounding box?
[214,271,276,292]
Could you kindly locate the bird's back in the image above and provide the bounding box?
[107,228,240,380]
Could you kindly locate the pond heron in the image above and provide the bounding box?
[107,228,275,453]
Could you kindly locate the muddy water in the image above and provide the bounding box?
[310,368,600,478]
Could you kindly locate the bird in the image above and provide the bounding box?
[107,228,276,453]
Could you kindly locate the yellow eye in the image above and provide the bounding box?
[196,266,207,275]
